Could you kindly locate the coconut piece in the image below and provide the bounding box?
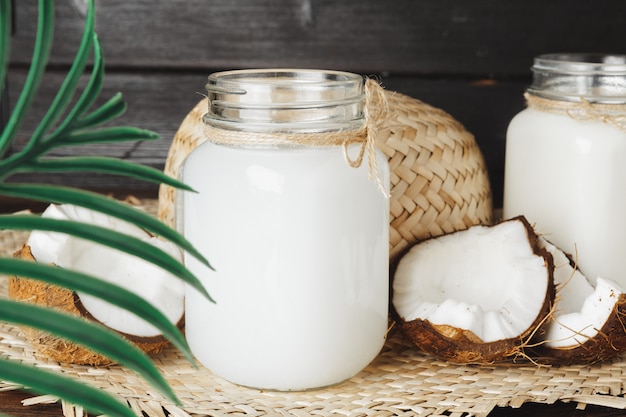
[9,204,185,365]
[533,239,626,364]
[27,203,147,265]
[57,233,184,337]
[391,216,554,364]
[9,245,115,365]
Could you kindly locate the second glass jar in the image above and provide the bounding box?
[503,54,626,287]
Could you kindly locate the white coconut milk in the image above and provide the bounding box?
[503,107,626,286]
[181,141,389,390]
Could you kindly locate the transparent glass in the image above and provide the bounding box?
[181,69,390,391]
[527,53,626,103]
[204,69,366,132]
[504,54,626,287]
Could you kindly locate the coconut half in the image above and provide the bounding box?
[391,216,555,364]
[533,239,626,364]
[9,203,185,365]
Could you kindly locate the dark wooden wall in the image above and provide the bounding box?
[5,0,626,208]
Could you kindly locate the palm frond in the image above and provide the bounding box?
[0,299,179,405]
[73,92,127,130]
[16,156,195,190]
[28,0,96,147]
[0,0,53,155]
[51,33,105,135]
[0,0,213,414]
[0,357,138,417]
[0,183,212,274]
[0,214,210,303]
[0,257,193,366]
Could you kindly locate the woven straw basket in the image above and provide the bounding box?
[158,90,493,259]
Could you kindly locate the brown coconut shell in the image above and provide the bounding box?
[390,216,556,365]
[527,243,626,365]
[529,296,626,365]
[9,245,182,365]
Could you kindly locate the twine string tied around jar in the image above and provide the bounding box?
[525,92,626,133]
[203,78,390,197]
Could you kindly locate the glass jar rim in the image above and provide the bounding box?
[527,53,626,103]
[203,68,367,133]
[206,68,364,100]
[532,53,626,75]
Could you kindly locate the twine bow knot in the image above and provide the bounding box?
[341,78,389,197]
[566,97,626,132]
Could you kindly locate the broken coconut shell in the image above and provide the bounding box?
[529,239,626,365]
[391,216,555,364]
[9,245,183,366]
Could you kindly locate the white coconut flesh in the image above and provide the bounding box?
[27,204,147,264]
[393,219,550,343]
[540,239,624,348]
[27,204,185,338]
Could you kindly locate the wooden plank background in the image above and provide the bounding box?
[4,0,626,208]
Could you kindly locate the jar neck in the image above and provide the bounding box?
[203,69,366,133]
[527,53,626,104]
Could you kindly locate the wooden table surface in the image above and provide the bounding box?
[1,389,626,417]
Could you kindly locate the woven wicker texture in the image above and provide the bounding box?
[2,204,626,417]
[157,91,493,261]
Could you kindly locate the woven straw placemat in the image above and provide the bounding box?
[2,202,626,417]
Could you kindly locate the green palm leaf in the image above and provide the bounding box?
[0,0,212,412]
[0,0,53,156]
[74,92,128,129]
[0,299,179,405]
[47,33,105,139]
[0,183,213,275]
[0,214,210,302]
[0,357,137,417]
[28,0,96,147]
[18,156,194,191]
[57,125,159,145]
[0,257,194,364]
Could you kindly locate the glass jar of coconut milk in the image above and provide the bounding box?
[503,53,626,287]
[180,69,390,390]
